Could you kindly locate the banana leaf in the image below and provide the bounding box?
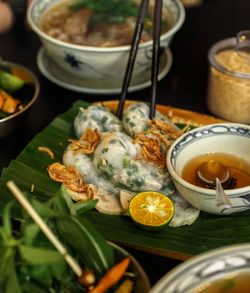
[1,100,250,260]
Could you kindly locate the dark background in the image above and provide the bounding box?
[0,0,250,286]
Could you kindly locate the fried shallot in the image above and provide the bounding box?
[38,146,55,159]
[147,119,189,150]
[48,162,86,193]
[133,133,166,168]
[68,128,101,154]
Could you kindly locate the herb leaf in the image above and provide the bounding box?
[3,201,13,238]
[70,199,98,216]
[19,245,63,265]
[70,0,139,25]
[6,255,21,293]
[53,191,114,278]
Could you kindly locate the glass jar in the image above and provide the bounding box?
[207,31,250,123]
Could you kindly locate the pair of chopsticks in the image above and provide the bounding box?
[116,0,163,119]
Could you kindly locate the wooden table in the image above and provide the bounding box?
[0,0,249,286]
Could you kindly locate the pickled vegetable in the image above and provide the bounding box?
[0,69,24,92]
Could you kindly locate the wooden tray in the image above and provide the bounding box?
[98,100,224,126]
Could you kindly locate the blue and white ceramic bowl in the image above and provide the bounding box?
[27,0,184,82]
[166,123,250,215]
[151,243,250,293]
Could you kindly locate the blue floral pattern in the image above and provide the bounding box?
[170,124,250,166]
[151,244,250,293]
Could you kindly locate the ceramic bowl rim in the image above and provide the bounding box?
[109,241,151,292]
[151,242,250,293]
[166,122,250,195]
[27,0,185,53]
[0,60,40,123]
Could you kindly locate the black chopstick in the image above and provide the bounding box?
[116,0,149,118]
[149,0,163,119]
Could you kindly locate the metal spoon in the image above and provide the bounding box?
[197,160,232,208]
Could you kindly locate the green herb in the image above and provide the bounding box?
[0,69,24,92]
[0,202,74,292]
[0,186,115,291]
[0,111,8,118]
[51,188,115,278]
[129,121,135,127]
[70,0,140,25]
[133,178,145,188]
[131,163,138,172]
[102,147,109,153]
[100,115,108,124]
[106,164,115,179]
[123,157,131,169]
[175,123,196,130]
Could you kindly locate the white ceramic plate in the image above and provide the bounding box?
[37,46,172,94]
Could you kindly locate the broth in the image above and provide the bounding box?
[195,273,250,293]
[181,153,250,189]
[40,0,172,47]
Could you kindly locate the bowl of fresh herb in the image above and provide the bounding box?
[27,0,184,86]
[0,182,150,292]
[0,59,39,138]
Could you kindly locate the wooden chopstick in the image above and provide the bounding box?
[150,0,163,119]
[116,0,149,118]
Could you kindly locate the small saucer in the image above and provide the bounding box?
[37,47,172,95]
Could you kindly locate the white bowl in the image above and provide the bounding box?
[166,123,250,215]
[151,243,250,293]
[27,0,185,82]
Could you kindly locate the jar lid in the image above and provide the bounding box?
[208,31,250,79]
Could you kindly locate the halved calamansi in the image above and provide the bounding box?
[128,191,174,231]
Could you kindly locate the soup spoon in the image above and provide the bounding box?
[197,160,232,208]
[197,160,229,185]
[215,178,232,209]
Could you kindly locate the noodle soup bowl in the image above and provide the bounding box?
[27,0,185,84]
[151,243,250,293]
[166,123,250,215]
